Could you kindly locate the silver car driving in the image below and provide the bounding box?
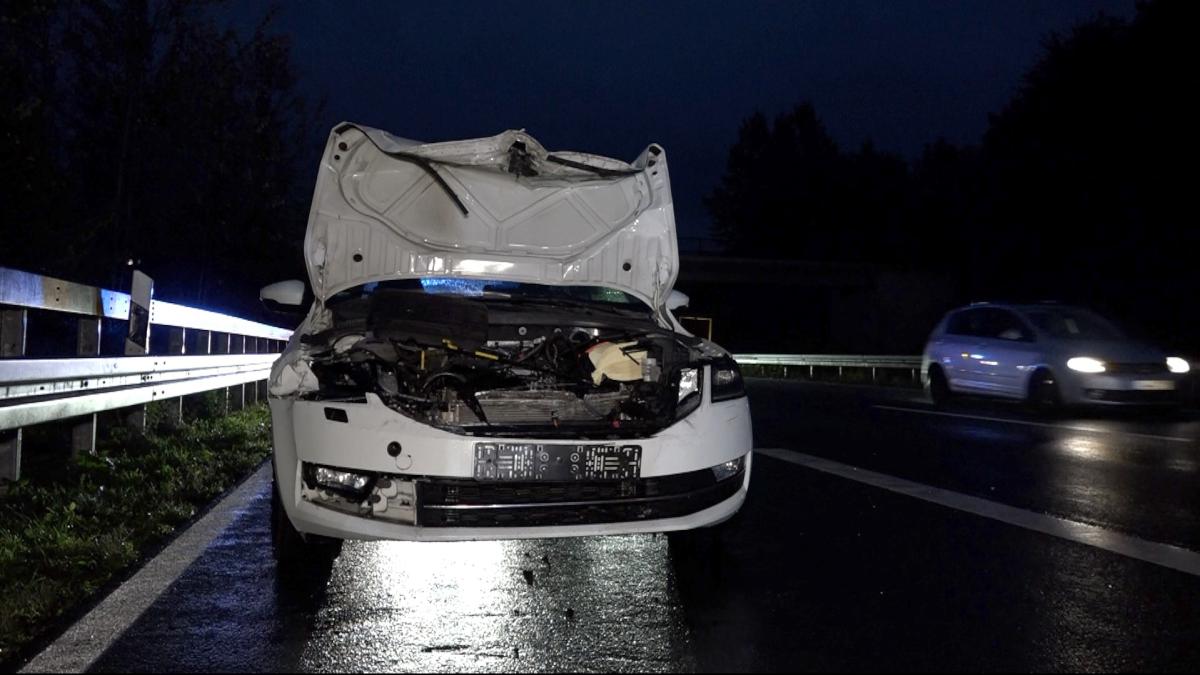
[922,303,1190,408]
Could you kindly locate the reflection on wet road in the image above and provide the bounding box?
[81,379,1200,672]
[301,537,690,672]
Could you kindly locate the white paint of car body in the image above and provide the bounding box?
[270,367,753,542]
[267,123,752,542]
[303,124,678,310]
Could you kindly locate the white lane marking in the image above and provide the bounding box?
[21,463,272,674]
[756,448,1200,578]
[873,404,1194,443]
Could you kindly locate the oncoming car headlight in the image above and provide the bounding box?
[1167,357,1190,374]
[1067,357,1106,373]
[711,358,746,402]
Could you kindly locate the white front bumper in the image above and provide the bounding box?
[1058,371,1185,405]
[269,389,753,541]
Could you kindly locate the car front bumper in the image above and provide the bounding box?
[1058,371,1185,406]
[269,390,754,541]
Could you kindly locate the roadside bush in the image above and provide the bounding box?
[0,406,272,663]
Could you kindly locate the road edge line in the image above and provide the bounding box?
[20,463,273,673]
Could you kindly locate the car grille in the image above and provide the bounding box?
[1085,389,1179,404]
[1104,362,1168,375]
[416,466,744,528]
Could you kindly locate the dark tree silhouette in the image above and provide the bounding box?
[958,0,1196,346]
[0,0,319,319]
[707,0,1196,347]
[705,104,912,264]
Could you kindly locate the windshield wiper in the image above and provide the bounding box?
[545,155,641,178]
[334,123,470,216]
[383,152,469,216]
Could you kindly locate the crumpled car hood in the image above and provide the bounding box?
[303,123,679,309]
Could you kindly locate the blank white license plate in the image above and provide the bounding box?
[1132,380,1175,391]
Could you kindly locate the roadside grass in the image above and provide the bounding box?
[0,402,272,663]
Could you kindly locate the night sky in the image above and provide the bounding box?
[232,0,1135,239]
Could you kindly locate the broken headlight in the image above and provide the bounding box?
[710,358,746,402]
[676,367,703,419]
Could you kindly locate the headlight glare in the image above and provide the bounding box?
[1067,357,1106,373]
[1167,357,1190,374]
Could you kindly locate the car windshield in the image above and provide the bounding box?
[327,278,651,313]
[1024,308,1124,340]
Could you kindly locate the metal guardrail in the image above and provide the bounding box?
[0,266,291,339]
[734,354,921,368]
[0,354,280,430]
[734,353,923,383]
[0,266,293,483]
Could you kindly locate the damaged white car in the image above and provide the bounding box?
[263,123,752,557]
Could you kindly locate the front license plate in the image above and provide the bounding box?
[1132,380,1175,391]
[474,443,642,481]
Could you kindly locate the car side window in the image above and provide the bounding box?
[946,310,973,336]
[946,308,990,337]
[985,309,1034,342]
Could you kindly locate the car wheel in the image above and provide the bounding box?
[272,478,341,568]
[1026,368,1061,414]
[928,365,952,406]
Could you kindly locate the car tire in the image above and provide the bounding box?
[272,477,341,568]
[1026,368,1061,414]
[928,365,952,406]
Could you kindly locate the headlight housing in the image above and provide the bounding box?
[675,367,703,419]
[303,463,376,501]
[711,358,746,402]
[1067,357,1106,373]
[711,456,745,482]
[1167,357,1190,374]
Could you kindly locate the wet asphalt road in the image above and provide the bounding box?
[84,379,1200,672]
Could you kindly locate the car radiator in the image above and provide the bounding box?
[453,389,627,425]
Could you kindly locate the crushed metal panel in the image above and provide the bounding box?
[303,124,679,308]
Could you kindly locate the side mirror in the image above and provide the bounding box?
[260,280,307,314]
[666,290,690,312]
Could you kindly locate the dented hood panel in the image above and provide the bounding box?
[303,123,679,308]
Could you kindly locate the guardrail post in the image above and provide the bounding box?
[1,308,28,484]
[71,317,101,458]
[871,367,877,383]
[165,327,186,426]
[187,329,211,420]
[247,337,259,406]
[255,337,268,403]
[230,335,245,411]
[212,332,231,414]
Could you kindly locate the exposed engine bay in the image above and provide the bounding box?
[294,288,713,438]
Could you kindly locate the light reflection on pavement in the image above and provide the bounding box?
[298,536,693,673]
